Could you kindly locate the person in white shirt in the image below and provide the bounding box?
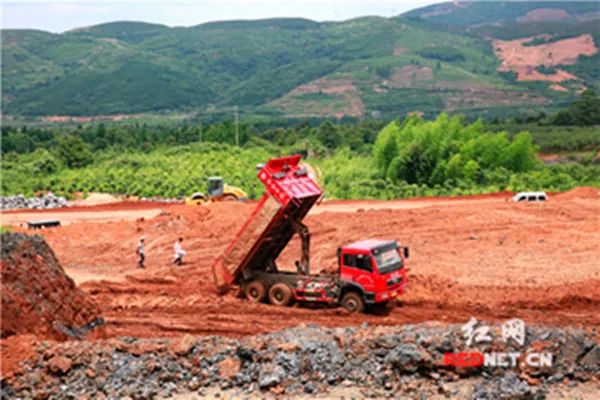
[137,237,145,269]
[173,237,186,267]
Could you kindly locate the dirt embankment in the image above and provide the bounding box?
[1,233,104,375]
[1,233,102,340]
[555,186,600,200]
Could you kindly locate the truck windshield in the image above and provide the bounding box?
[374,248,403,274]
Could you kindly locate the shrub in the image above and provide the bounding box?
[373,114,539,186]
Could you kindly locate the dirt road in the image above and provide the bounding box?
[2,194,507,225]
[1,200,167,226]
[4,189,600,339]
[2,209,164,227]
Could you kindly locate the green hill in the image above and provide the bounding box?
[2,2,599,119]
[71,21,170,44]
[404,1,599,27]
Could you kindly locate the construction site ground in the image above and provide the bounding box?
[3,188,599,347]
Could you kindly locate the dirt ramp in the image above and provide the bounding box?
[1,233,102,340]
[555,186,600,200]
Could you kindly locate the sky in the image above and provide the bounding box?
[1,0,439,32]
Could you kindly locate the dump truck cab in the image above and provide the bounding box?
[337,240,408,312]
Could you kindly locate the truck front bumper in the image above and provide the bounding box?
[374,281,406,303]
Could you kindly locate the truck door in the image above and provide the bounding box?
[340,253,375,293]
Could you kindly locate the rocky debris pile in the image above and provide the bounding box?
[1,233,103,340]
[0,194,67,210]
[2,323,598,398]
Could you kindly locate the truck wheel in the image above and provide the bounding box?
[268,283,293,306]
[223,194,237,201]
[341,292,365,313]
[245,280,266,303]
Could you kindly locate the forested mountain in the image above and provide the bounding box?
[2,1,599,119]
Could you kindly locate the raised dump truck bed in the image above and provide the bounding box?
[212,155,322,291]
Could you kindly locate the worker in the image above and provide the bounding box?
[173,237,186,267]
[137,237,146,269]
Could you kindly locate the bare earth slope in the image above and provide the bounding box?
[493,34,598,82]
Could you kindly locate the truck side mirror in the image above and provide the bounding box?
[403,247,410,259]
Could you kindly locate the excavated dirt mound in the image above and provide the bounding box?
[68,192,121,207]
[0,233,102,340]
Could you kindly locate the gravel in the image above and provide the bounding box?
[1,194,67,210]
[2,323,599,399]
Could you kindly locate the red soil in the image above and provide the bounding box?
[1,233,102,339]
[0,335,37,377]
[1,233,103,375]
[2,191,600,375]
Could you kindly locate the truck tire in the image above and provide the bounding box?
[341,292,365,313]
[245,280,266,303]
[268,283,293,306]
[223,194,237,201]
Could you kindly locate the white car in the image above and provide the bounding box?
[512,192,548,202]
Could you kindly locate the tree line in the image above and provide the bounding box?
[3,90,598,162]
[2,112,599,200]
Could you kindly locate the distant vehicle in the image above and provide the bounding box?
[512,192,548,202]
[27,220,61,229]
[185,177,247,205]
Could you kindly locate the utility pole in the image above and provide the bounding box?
[234,105,239,147]
[198,121,202,143]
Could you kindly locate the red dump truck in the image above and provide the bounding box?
[212,155,408,312]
